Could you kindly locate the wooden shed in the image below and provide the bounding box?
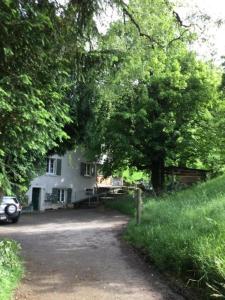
[164,166,209,186]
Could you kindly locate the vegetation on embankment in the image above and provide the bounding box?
[106,176,225,298]
[105,194,137,216]
[0,240,23,300]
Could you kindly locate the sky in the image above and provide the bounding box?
[98,0,225,63]
[180,0,225,63]
[58,0,225,63]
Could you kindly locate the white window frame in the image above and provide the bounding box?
[46,158,56,175]
[84,163,92,176]
[57,189,66,203]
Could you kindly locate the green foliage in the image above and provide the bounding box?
[111,175,225,298]
[105,194,136,216]
[0,1,72,191]
[0,0,105,192]
[0,239,23,300]
[122,168,149,184]
[0,0,125,191]
[84,0,222,192]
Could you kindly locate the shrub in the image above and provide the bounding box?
[0,240,23,300]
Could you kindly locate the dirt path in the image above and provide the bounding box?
[0,209,185,300]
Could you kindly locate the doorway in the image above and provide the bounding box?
[32,188,41,211]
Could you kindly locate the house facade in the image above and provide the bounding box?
[27,149,97,211]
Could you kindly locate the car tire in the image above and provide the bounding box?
[5,204,17,216]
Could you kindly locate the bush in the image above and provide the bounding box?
[0,240,23,300]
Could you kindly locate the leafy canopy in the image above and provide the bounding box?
[84,0,221,192]
[0,0,96,193]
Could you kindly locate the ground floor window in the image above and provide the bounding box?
[57,189,65,203]
[51,188,67,203]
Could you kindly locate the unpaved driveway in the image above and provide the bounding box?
[0,209,184,300]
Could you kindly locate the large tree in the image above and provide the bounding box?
[0,0,121,193]
[0,0,98,194]
[84,0,221,194]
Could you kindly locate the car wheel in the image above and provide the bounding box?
[5,204,17,216]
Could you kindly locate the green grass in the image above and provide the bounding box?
[105,194,136,216]
[107,176,225,298]
[0,240,23,300]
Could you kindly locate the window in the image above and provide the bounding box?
[80,163,95,177]
[52,188,67,203]
[46,158,62,175]
[85,163,91,176]
[57,189,65,203]
[46,158,56,174]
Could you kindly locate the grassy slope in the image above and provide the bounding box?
[0,240,23,300]
[107,176,225,298]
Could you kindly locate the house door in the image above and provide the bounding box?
[32,188,41,211]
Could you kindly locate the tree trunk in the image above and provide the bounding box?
[151,156,165,196]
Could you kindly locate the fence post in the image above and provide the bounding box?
[136,188,142,225]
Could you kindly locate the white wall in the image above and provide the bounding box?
[27,149,97,210]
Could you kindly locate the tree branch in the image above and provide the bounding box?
[167,28,190,48]
[117,1,194,48]
[173,11,192,28]
[118,0,163,48]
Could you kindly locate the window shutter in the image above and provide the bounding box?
[52,188,59,203]
[67,188,72,204]
[45,193,51,202]
[80,162,85,176]
[56,159,62,176]
[91,164,95,177]
[46,158,49,173]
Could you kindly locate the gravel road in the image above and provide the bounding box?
[0,208,185,300]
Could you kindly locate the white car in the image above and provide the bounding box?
[0,196,22,223]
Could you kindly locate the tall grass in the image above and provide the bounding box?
[108,176,225,298]
[105,194,136,216]
[0,240,23,300]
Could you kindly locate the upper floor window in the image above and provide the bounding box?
[85,163,91,176]
[46,158,62,175]
[46,158,56,174]
[80,162,95,177]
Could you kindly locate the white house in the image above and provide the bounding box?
[27,148,98,211]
